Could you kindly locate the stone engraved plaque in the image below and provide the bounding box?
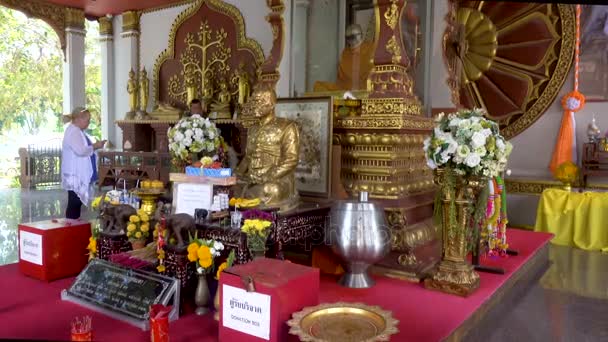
[61,259,180,330]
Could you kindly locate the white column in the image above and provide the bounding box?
[99,16,115,144]
[63,27,86,114]
[293,0,310,96]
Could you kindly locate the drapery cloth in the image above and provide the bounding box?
[535,188,608,252]
[61,123,95,206]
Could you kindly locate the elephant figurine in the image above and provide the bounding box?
[99,193,137,236]
[166,213,196,250]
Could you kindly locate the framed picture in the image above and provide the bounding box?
[580,5,608,101]
[275,97,333,198]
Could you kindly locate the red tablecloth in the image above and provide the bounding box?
[0,229,552,341]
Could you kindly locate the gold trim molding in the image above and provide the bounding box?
[98,16,113,35]
[505,178,608,195]
[64,7,84,29]
[122,10,141,32]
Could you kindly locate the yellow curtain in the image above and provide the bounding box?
[535,188,608,252]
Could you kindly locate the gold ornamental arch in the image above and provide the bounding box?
[445,1,576,140]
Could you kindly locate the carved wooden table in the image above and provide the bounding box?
[196,203,331,263]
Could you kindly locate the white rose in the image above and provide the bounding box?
[185,129,193,137]
[471,132,486,148]
[465,153,481,167]
[496,138,505,151]
[481,128,492,137]
[426,157,438,169]
[214,242,224,251]
[457,145,470,158]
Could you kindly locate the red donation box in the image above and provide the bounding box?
[18,219,91,281]
[219,258,320,341]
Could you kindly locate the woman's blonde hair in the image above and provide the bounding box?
[62,107,90,124]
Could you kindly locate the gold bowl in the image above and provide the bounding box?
[287,302,399,342]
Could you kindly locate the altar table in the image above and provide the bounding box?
[535,188,608,252]
[0,229,552,342]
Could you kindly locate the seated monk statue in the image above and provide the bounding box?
[236,83,300,213]
[209,80,232,119]
[314,24,375,92]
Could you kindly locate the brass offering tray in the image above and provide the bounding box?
[287,302,399,342]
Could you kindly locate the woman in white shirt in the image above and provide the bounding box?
[61,107,106,219]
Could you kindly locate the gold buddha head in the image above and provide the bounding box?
[243,83,276,118]
[140,67,147,79]
[129,69,136,79]
[220,80,228,91]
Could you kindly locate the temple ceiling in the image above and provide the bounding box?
[40,0,187,17]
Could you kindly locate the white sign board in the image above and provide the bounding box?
[173,183,213,217]
[222,284,272,340]
[20,231,43,265]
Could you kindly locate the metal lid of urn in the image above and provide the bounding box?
[326,191,390,288]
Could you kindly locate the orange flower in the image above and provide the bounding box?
[216,262,228,280]
[197,245,213,268]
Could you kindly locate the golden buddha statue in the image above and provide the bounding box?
[127,69,139,116]
[236,84,300,212]
[202,75,214,103]
[185,65,199,105]
[139,68,149,113]
[209,80,232,119]
[237,68,251,106]
[313,24,375,92]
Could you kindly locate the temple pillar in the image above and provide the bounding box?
[293,0,310,96]
[99,16,115,144]
[62,9,86,114]
[120,11,140,75]
[335,0,437,281]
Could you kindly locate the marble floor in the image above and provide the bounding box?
[0,188,607,341]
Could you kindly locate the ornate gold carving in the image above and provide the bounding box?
[385,35,402,64]
[337,132,434,198]
[424,170,485,297]
[383,0,399,30]
[167,21,232,104]
[271,24,279,40]
[445,1,575,139]
[287,302,399,342]
[387,211,438,252]
[122,10,140,32]
[153,0,265,106]
[64,8,84,29]
[98,16,113,35]
[367,64,413,95]
[456,8,497,82]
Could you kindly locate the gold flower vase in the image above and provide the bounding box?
[424,169,486,297]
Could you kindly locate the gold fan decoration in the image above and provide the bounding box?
[445,1,576,139]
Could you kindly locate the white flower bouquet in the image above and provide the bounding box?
[423,108,513,178]
[167,114,222,162]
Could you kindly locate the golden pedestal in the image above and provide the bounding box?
[424,169,485,297]
[133,189,165,216]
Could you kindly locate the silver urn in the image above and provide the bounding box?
[327,192,391,288]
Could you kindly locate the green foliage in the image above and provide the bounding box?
[0,8,102,138]
[0,8,62,135]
